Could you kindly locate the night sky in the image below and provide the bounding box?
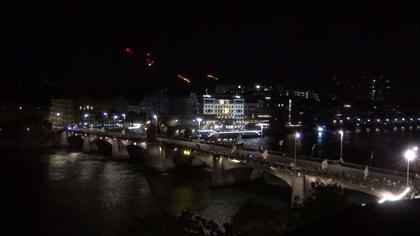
[4,1,420,98]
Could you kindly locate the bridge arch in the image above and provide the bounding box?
[67,134,83,148]
[92,138,113,155]
[126,144,147,161]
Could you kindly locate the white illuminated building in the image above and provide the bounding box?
[202,96,244,119]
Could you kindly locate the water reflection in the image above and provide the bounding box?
[3,148,379,235]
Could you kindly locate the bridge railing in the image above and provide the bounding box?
[221,154,405,192]
[182,136,413,179]
[72,129,146,141]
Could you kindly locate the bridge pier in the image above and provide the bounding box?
[143,142,175,172]
[209,155,263,186]
[82,135,98,153]
[111,139,129,158]
[291,173,306,207]
[58,130,69,147]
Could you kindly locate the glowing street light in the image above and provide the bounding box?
[294,132,301,170]
[404,148,417,186]
[153,115,158,137]
[196,117,202,130]
[256,123,268,150]
[339,130,344,163]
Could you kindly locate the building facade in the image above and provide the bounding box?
[49,97,128,127]
[202,96,244,119]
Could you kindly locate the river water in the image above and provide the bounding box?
[2,149,291,235]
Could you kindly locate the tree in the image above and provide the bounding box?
[230,199,288,236]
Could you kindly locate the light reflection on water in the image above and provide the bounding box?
[5,150,290,235]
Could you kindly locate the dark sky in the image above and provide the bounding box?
[4,1,420,98]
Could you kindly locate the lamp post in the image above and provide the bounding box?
[153,114,158,137]
[310,144,316,158]
[294,132,301,170]
[56,112,61,127]
[256,123,266,150]
[196,117,202,130]
[404,148,417,186]
[339,130,344,163]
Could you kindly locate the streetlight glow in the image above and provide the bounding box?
[293,131,301,171]
[405,149,416,161]
[256,123,268,150]
[196,117,202,130]
[404,147,417,186]
[339,130,344,163]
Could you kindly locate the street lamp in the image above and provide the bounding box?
[339,130,344,163]
[404,148,417,186]
[56,113,61,127]
[153,114,158,137]
[256,123,267,150]
[196,117,202,130]
[294,132,301,170]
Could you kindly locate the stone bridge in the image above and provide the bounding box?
[56,129,418,206]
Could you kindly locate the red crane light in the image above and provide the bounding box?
[124,47,135,55]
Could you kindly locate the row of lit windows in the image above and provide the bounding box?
[204,105,243,108]
[204,109,243,114]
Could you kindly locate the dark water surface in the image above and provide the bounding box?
[2,149,290,235]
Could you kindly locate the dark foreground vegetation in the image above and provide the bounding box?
[127,183,420,235]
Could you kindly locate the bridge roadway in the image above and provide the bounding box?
[157,137,420,194]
